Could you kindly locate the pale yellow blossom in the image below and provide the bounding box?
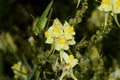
[59,51,78,80]
[98,0,112,12]
[63,21,75,40]
[11,61,28,80]
[98,0,120,13]
[113,0,120,13]
[45,30,54,44]
[45,18,76,51]
[55,37,69,51]
[60,51,78,69]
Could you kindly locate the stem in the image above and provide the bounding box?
[104,13,108,27]
[59,70,67,80]
[47,44,55,58]
[22,54,32,72]
[28,65,37,80]
[36,70,41,80]
[76,0,81,8]
[75,36,86,49]
[70,69,78,80]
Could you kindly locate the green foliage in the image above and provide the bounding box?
[33,0,53,36]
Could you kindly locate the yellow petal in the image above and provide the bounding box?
[102,0,111,4]
[68,55,74,62]
[98,0,112,12]
[113,0,120,13]
[60,51,69,63]
[45,31,49,37]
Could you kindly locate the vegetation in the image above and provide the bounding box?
[1,0,120,80]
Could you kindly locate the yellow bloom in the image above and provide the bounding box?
[102,0,111,4]
[55,37,76,51]
[45,18,76,51]
[59,51,78,80]
[51,18,63,38]
[45,30,54,44]
[60,51,78,69]
[63,21,75,40]
[55,37,69,51]
[98,0,112,12]
[44,19,63,44]
[113,0,120,13]
[52,18,63,28]
[98,0,120,14]
[11,61,28,80]
[6,33,17,52]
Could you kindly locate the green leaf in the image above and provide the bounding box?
[76,0,81,8]
[33,0,53,36]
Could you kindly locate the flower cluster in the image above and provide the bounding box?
[45,18,76,51]
[59,51,78,80]
[98,0,120,14]
[45,18,78,80]
[11,61,28,80]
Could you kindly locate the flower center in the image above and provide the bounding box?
[59,37,66,44]
[67,27,74,33]
[45,31,49,37]
[68,55,74,62]
[22,66,28,74]
[12,64,19,70]
[53,27,60,33]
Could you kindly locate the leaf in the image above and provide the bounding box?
[76,0,81,8]
[33,0,53,36]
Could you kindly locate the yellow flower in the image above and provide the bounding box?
[59,51,78,80]
[11,61,28,80]
[52,18,63,28]
[55,37,76,51]
[113,0,120,13]
[6,33,17,52]
[60,51,78,69]
[98,0,120,14]
[51,18,63,38]
[55,37,69,51]
[63,21,75,40]
[45,18,76,51]
[44,18,63,44]
[45,30,54,44]
[98,0,112,12]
